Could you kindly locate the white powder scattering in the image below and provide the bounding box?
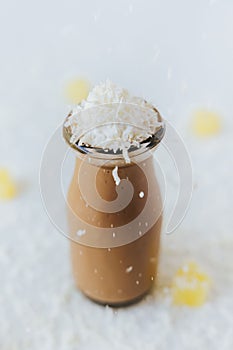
[76,229,86,237]
[112,232,116,238]
[112,166,121,186]
[125,266,133,273]
[139,191,144,198]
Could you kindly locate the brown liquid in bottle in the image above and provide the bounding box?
[67,154,162,306]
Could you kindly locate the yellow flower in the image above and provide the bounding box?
[65,78,90,104]
[0,169,17,200]
[192,110,222,136]
[172,262,211,307]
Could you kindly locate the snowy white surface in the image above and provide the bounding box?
[0,0,233,349]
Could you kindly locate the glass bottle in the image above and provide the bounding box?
[64,106,165,306]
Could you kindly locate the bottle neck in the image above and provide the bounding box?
[72,147,156,169]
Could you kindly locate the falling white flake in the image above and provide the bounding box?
[112,166,121,186]
[93,10,101,22]
[125,266,133,273]
[152,46,161,63]
[182,264,189,273]
[181,80,188,94]
[167,66,172,80]
[122,148,131,164]
[76,229,86,237]
[139,191,144,198]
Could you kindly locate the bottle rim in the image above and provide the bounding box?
[63,103,166,161]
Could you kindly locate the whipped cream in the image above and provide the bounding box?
[65,80,162,163]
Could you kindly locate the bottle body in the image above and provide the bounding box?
[67,155,162,305]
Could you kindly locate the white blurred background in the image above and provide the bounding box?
[1,0,233,123]
[0,1,233,349]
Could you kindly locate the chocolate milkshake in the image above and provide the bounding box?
[63,80,165,305]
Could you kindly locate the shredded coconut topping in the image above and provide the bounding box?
[65,80,162,163]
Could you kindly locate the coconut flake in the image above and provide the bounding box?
[125,266,133,273]
[139,191,145,198]
[76,229,86,237]
[112,166,121,186]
